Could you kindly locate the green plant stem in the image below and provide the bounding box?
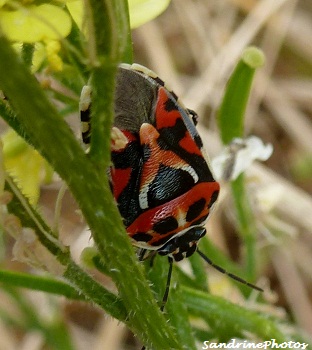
[145,257,196,350]
[188,251,209,292]
[0,31,180,350]
[166,267,197,350]
[21,43,35,68]
[0,269,84,300]
[84,0,131,170]
[112,0,133,63]
[183,286,291,342]
[217,47,265,281]
[80,2,180,348]
[84,0,118,170]
[62,260,127,321]
[231,174,257,280]
[4,174,127,321]
[218,47,265,144]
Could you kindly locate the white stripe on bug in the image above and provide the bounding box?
[79,85,92,112]
[175,209,186,228]
[139,183,150,210]
[138,164,199,210]
[179,164,199,183]
[111,127,128,151]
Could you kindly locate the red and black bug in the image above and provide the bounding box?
[80,63,262,315]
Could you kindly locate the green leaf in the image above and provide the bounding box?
[183,286,291,343]
[128,0,171,28]
[0,269,84,300]
[217,46,265,282]
[166,268,197,350]
[217,46,265,144]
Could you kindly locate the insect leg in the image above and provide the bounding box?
[161,257,173,311]
[197,249,263,292]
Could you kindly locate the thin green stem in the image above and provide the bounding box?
[62,260,127,321]
[0,269,84,300]
[217,47,265,144]
[84,0,130,170]
[21,43,35,68]
[166,267,197,350]
[183,286,291,343]
[0,29,180,350]
[231,174,257,280]
[217,47,265,281]
[4,174,127,321]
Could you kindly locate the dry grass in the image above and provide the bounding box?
[1,0,312,349]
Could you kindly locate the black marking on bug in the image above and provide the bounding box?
[157,119,215,183]
[147,165,196,208]
[150,233,176,247]
[111,142,144,227]
[142,143,152,162]
[186,198,206,222]
[157,226,206,260]
[208,190,220,208]
[81,109,91,122]
[194,133,203,149]
[164,96,178,112]
[152,76,165,87]
[148,74,179,101]
[132,232,152,243]
[111,139,141,169]
[153,216,179,235]
[187,109,199,125]
[80,110,92,144]
[82,131,91,145]
[191,214,209,226]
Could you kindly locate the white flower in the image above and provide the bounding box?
[211,136,273,181]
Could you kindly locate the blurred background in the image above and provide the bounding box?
[1,0,312,349]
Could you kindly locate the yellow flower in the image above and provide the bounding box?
[0,3,72,42]
[45,40,63,72]
[128,0,171,28]
[2,130,53,204]
[67,0,171,29]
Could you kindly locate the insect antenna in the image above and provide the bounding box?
[197,249,263,292]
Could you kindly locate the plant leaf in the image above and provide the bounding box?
[129,0,171,28]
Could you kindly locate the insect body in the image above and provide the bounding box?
[81,63,220,261]
[112,64,220,261]
[80,64,262,315]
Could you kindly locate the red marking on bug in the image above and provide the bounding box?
[179,133,202,156]
[139,123,190,188]
[155,88,181,129]
[111,168,132,200]
[127,181,220,246]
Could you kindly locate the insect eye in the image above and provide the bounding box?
[187,109,199,125]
